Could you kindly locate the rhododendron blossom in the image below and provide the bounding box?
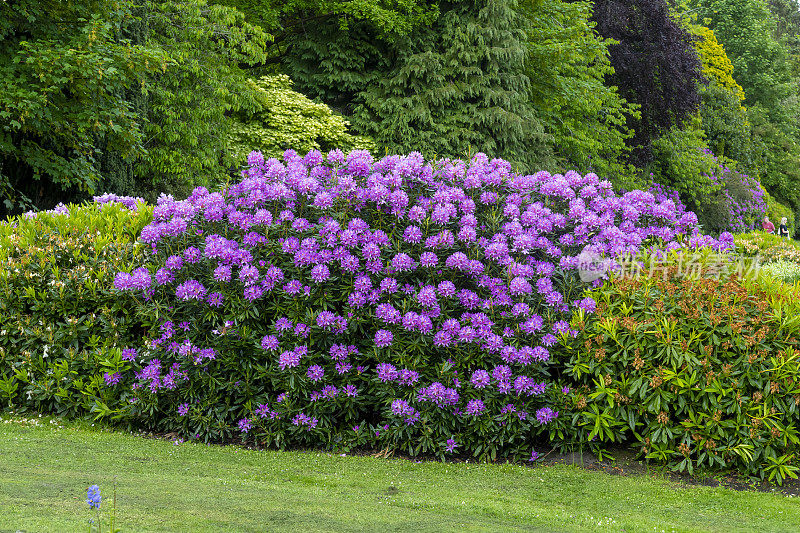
[112,149,732,461]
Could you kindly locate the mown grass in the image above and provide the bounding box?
[0,413,797,532]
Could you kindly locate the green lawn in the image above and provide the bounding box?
[0,414,797,532]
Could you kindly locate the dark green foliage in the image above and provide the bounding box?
[746,105,800,209]
[768,0,800,36]
[0,203,152,417]
[563,263,800,483]
[699,81,752,164]
[282,0,641,177]
[0,0,271,214]
[765,0,800,76]
[689,0,794,123]
[0,0,165,215]
[353,0,551,170]
[522,0,639,187]
[282,21,392,114]
[215,0,437,38]
[133,1,270,198]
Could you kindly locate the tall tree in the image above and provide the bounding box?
[589,0,704,163]
[522,0,639,186]
[687,0,800,208]
[0,0,165,213]
[687,0,794,121]
[0,0,271,215]
[766,0,800,53]
[351,0,551,170]
[282,20,393,115]
[134,1,269,196]
[213,0,437,76]
[688,23,752,163]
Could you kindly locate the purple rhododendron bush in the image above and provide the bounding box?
[110,149,733,461]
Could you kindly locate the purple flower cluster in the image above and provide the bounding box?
[112,148,735,458]
[113,268,152,292]
[103,372,121,386]
[93,193,145,211]
[390,399,420,425]
[374,329,394,348]
[465,399,486,416]
[279,347,305,370]
[292,412,319,430]
[132,358,187,393]
[417,382,460,407]
[535,407,559,425]
[700,151,767,233]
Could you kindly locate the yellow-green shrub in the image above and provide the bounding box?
[692,24,745,105]
[734,231,800,264]
[228,75,374,162]
[0,201,153,417]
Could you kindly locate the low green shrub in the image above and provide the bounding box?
[561,261,800,483]
[760,261,800,284]
[734,231,800,264]
[0,199,152,418]
[648,124,717,214]
[764,190,794,234]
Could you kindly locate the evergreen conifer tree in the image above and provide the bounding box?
[353,0,551,170]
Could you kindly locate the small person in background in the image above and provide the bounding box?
[779,217,790,239]
[763,216,776,234]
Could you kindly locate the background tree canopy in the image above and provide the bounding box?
[2,0,800,229]
[0,0,273,209]
[0,0,164,211]
[588,0,704,165]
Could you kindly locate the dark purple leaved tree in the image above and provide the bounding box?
[589,0,704,163]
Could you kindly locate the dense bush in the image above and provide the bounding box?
[648,125,717,212]
[705,159,766,233]
[761,261,800,285]
[0,198,152,417]
[107,149,727,461]
[650,133,768,234]
[524,0,639,186]
[228,75,374,163]
[679,149,766,234]
[563,260,800,483]
[10,147,793,482]
[735,231,800,264]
